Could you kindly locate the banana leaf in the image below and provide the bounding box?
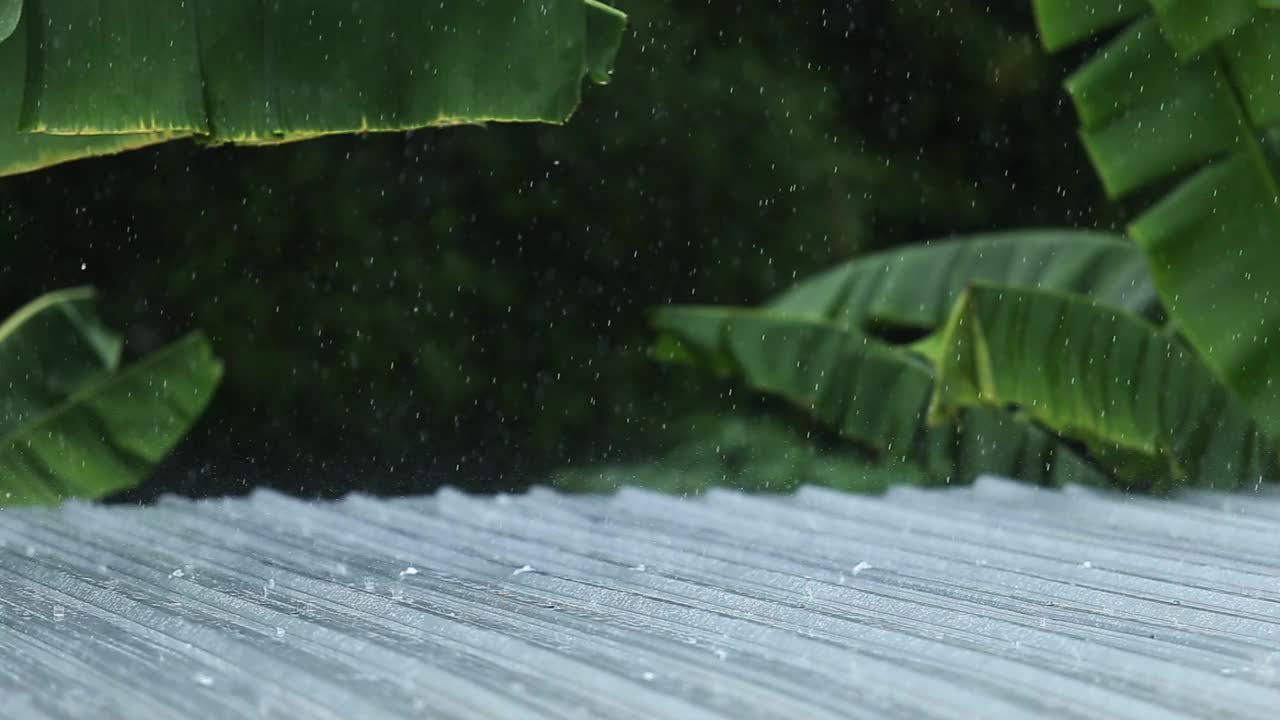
[1031,0,1145,52]
[1147,0,1259,56]
[0,288,122,437]
[1035,1,1280,440]
[653,305,1109,488]
[0,19,172,178]
[656,307,934,460]
[768,230,1161,335]
[1036,0,1272,58]
[648,230,1174,488]
[0,291,223,506]
[0,0,626,176]
[585,0,627,84]
[929,284,1278,493]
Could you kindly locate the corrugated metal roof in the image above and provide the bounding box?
[1,476,1278,719]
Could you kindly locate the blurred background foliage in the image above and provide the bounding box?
[0,1,1124,498]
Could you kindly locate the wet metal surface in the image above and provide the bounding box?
[1,476,1278,719]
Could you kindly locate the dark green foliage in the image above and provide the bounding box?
[0,2,1114,497]
[1,0,625,174]
[930,284,1279,492]
[648,233,1279,494]
[1038,0,1280,440]
[0,289,222,505]
[647,233,1155,491]
[625,3,1280,497]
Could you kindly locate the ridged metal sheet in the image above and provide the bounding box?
[1,476,1278,719]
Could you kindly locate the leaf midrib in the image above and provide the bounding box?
[0,332,213,451]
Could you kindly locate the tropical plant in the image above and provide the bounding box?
[0,0,625,176]
[639,227,1279,494]
[0,1,626,505]
[1034,0,1280,441]
[608,2,1280,495]
[13,1,1058,499]
[0,288,222,506]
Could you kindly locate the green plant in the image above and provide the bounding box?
[0,288,222,506]
[639,227,1279,493]
[1034,0,1280,437]
[0,2,1108,496]
[608,1,1280,496]
[0,2,626,504]
[0,0,625,176]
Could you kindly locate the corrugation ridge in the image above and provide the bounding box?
[132,496,680,720]
[871,494,1279,576]
[0,512,338,720]
[1177,490,1280,519]
[788,485,1280,597]
[498,488,1278,714]
[39,501,559,720]
[159,492,742,720]
[777,486,1280,614]
[330,497,1018,717]
[230,492,890,720]
[882,483,1280,569]
[613,487,1280,644]
[362,491,1211,719]
[0,479,1277,720]
[0,507,405,720]
[699,491,1280,659]
[0,578,182,720]
[319,493,1050,720]
[206,491,978,719]
[975,475,1280,534]
[1059,484,1280,538]
[695,489,1280,686]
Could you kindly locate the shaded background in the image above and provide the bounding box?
[0,1,1125,498]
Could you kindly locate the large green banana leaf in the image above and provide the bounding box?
[653,305,1110,488]
[767,230,1161,335]
[655,307,933,460]
[0,290,223,506]
[1034,0,1280,57]
[648,229,1280,491]
[1034,1,1280,440]
[0,20,172,177]
[1031,0,1144,52]
[0,0,626,177]
[654,231,1165,487]
[930,284,1278,492]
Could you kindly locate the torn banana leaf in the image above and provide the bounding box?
[653,305,1109,488]
[767,230,1161,336]
[929,284,1278,493]
[0,0,627,176]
